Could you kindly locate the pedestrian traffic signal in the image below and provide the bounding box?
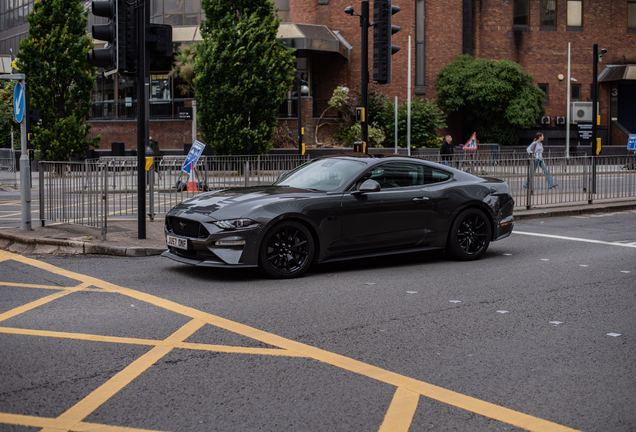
[373,0,401,84]
[356,107,365,123]
[87,0,137,74]
[353,141,366,153]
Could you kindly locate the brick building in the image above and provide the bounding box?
[2,0,635,152]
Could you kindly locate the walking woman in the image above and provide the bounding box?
[524,133,556,189]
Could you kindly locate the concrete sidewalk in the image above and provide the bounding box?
[1,201,635,257]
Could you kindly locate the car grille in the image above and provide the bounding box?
[167,217,209,239]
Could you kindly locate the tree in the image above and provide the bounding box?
[376,98,447,148]
[196,0,294,155]
[314,86,350,146]
[171,44,200,98]
[322,86,385,147]
[436,55,545,146]
[16,0,98,161]
[0,81,19,149]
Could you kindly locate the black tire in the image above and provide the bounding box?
[446,208,492,261]
[259,221,315,279]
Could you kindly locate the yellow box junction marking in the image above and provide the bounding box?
[0,250,582,432]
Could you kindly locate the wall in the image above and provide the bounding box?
[88,119,194,150]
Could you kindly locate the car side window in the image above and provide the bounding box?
[423,166,452,184]
[355,163,427,190]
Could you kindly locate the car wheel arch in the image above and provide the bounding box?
[451,203,497,241]
[261,215,321,263]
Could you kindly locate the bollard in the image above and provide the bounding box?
[20,153,31,231]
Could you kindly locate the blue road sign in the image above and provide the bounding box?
[182,140,206,174]
[628,134,636,151]
[13,82,24,123]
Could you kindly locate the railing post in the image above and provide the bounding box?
[204,156,208,190]
[589,156,596,204]
[149,162,155,221]
[526,156,534,210]
[591,155,597,196]
[245,160,249,187]
[38,162,45,227]
[102,162,108,241]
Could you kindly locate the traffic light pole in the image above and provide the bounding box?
[592,43,599,154]
[137,0,148,239]
[360,1,369,152]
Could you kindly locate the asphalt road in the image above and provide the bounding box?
[1,211,635,432]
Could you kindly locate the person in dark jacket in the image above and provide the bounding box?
[440,135,453,166]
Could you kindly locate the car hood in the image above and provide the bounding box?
[167,186,319,220]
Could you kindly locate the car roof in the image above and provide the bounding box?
[316,153,480,181]
[319,153,424,164]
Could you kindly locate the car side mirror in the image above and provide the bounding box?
[354,179,381,194]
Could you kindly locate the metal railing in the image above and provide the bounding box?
[36,153,636,239]
[0,148,18,188]
[38,154,310,238]
[38,161,108,239]
[423,153,636,210]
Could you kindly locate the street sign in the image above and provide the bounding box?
[13,82,24,123]
[181,140,206,174]
[628,134,636,150]
[178,107,192,120]
[463,132,477,150]
[578,124,593,143]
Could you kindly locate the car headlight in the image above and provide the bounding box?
[213,218,260,230]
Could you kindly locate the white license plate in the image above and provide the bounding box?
[167,235,188,250]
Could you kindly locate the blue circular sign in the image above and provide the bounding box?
[13,82,25,123]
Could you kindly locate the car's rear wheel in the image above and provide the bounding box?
[259,221,315,278]
[447,208,491,260]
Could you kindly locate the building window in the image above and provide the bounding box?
[567,0,583,27]
[513,0,529,26]
[629,3,636,29]
[539,83,549,104]
[540,0,557,27]
[148,0,202,26]
[415,0,425,94]
[273,0,289,22]
[571,83,581,101]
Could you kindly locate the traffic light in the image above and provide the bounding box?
[87,0,117,74]
[87,0,137,75]
[373,0,401,84]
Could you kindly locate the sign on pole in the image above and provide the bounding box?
[628,134,636,151]
[182,140,206,174]
[463,132,477,150]
[13,82,24,123]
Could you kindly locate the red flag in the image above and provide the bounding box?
[463,132,477,150]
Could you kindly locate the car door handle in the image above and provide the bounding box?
[413,197,429,201]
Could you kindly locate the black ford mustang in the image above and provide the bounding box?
[163,154,514,278]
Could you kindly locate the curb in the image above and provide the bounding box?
[514,202,636,220]
[0,232,166,257]
[1,202,635,257]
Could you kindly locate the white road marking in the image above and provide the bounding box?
[513,231,636,248]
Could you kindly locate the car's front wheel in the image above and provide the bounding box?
[447,208,492,260]
[259,221,315,278]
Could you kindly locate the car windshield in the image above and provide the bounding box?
[274,158,366,192]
